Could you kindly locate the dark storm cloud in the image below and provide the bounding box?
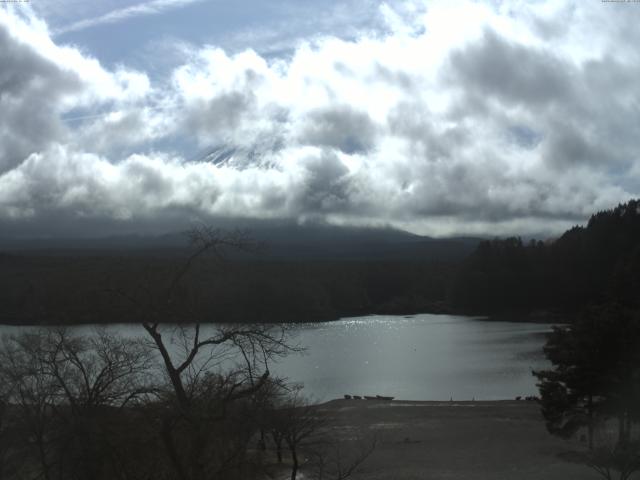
[299,106,377,154]
[448,29,573,108]
[542,121,614,170]
[183,91,255,140]
[529,3,577,41]
[0,206,203,239]
[444,25,640,180]
[387,101,469,162]
[0,24,80,173]
[396,156,601,224]
[298,150,352,213]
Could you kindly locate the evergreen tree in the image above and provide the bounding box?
[534,304,640,450]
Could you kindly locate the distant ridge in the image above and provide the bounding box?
[0,221,480,261]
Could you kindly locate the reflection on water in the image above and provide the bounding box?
[0,314,553,401]
[271,314,553,401]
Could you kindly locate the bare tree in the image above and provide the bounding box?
[581,426,640,480]
[108,226,300,480]
[265,387,376,480]
[0,329,157,480]
[309,436,377,480]
[0,331,67,480]
[33,328,154,410]
[0,381,11,479]
[266,387,327,480]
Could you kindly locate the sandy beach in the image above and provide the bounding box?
[305,399,603,480]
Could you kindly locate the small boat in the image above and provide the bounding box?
[376,395,394,401]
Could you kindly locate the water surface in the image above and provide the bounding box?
[0,314,553,401]
[272,314,552,401]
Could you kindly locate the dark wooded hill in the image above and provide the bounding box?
[0,223,479,325]
[0,220,479,261]
[3,199,639,325]
[450,199,640,317]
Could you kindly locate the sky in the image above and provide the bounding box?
[1,0,639,238]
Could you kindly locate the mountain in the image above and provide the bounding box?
[197,142,280,170]
[0,220,481,262]
[4,200,638,325]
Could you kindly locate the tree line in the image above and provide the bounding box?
[451,199,640,315]
[523,200,640,479]
[534,304,640,480]
[444,200,640,478]
[0,255,455,325]
[3,200,640,326]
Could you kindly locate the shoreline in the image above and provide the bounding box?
[0,309,568,326]
[309,398,597,480]
[321,398,539,406]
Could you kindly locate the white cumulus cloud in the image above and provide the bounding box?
[1,0,639,238]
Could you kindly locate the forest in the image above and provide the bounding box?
[1,199,640,325]
[451,199,640,316]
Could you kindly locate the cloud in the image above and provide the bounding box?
[54,0,206,35]
[448,28,573,108]
[0,7,152,170]
[296,150,353,213]
[298,106,378,154]
[1,1,639,238]
[0,23,77,172]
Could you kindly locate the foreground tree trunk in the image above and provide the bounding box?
[588,394,594,450]
[290,446,299,480]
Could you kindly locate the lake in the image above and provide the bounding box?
[0,314,553,401]
[274,314,553,401]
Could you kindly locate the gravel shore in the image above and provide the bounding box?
[309,399,602,480]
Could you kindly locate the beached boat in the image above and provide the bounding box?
[363,395,395,401]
